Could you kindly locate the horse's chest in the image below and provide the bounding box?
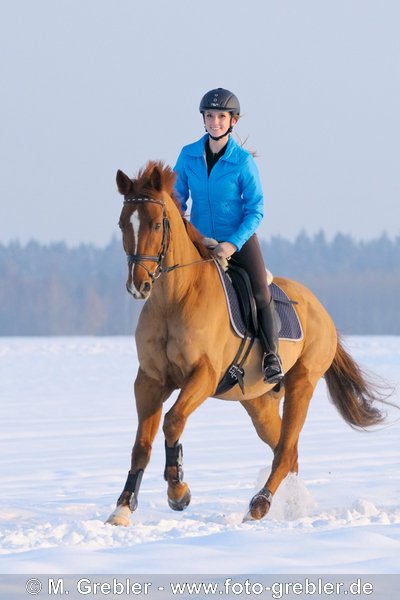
[166,336,200,368]
[138,311,219,383]
[139,331,200,382]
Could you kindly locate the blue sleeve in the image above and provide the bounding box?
[227,155,264,251]
[173,150,189,214]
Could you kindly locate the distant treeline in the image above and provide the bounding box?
[1,232,399,336]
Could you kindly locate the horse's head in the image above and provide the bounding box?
[117,162,176,299]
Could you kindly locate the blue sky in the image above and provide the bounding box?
[1,0,399,246]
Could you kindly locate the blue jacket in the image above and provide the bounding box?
[174,134,264,251]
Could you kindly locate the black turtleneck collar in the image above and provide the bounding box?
[205,138,228,176]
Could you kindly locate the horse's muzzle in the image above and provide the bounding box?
[126,280,152,300]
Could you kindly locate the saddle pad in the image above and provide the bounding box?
[216,263,303,342]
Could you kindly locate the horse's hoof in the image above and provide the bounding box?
[242,511,256,523]
[168,488,191,511]
[105,505,132,527]
[247,487,273,521]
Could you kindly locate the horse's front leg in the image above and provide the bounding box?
[163,356,217,511]
[106,368,172,526]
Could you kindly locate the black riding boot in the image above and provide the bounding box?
[258,300,284,385]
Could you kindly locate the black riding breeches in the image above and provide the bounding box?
[230,234,271,309]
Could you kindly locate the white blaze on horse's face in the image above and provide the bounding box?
[130,210,140,257]
[127,210,151,299]
[126,210,144,300]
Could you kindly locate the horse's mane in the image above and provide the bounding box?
[133,161,212,260]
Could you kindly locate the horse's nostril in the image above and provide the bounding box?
[142,281,151,294]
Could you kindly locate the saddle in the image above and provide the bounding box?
[214,261,303,395]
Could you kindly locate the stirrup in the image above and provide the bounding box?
[262,352,284,384]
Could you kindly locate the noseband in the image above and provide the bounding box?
[122,196,171,282]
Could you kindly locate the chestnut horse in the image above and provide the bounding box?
[106,161,384,527]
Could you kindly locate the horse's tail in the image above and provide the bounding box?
[324,334,386,429]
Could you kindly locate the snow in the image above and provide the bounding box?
[0,336,399,574]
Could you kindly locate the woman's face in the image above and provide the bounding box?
[203,110,236,137]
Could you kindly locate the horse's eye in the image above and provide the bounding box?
[154,223,162,231]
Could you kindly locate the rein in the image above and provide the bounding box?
[162,257,215,273]
[122,196,214,280]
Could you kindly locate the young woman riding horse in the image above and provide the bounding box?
[174,88,283,385]
[106,159,385,527]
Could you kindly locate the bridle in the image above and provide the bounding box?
[121,195,216,294]
[122,196,171,282]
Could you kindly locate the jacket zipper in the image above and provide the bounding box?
[203,152,217,240]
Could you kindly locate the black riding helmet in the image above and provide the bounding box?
[199,88,240,117]
[199,88,240,141]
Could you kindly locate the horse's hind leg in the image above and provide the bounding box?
[241,389,283,451]
[240,389,283,520]
[106,368,172,526]
[248,364,317,520]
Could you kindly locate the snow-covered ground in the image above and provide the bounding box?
[0,336,399,575]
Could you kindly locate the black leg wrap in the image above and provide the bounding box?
[118,469,144,512]
[164,441,184,483]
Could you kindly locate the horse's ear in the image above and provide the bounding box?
[116,170,132,196]
[149,165,162,192]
